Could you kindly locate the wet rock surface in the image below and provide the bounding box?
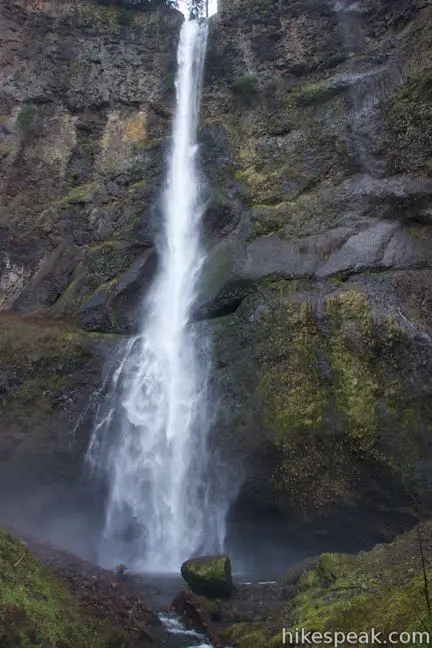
[181,555,234,599]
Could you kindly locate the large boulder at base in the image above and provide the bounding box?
[181,555,233,599]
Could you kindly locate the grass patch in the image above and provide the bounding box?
[233,74,259,98]
[0,530,121,647]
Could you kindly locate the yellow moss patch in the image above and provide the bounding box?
[123,111,147,143]
[255,285,429,512]
[259,301,326,440]
[0,317,89,373]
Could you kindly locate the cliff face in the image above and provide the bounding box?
[0,0,182,327]
[200,0,432,537]
[1,0,432,547]
[0,0,183,538]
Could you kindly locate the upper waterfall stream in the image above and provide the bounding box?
[86,19,227,573]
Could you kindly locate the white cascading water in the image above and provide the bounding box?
[86,19,228,572]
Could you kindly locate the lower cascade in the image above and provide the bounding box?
[86,19,227,572]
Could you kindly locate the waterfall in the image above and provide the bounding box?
[87,20,227,573]
[333,0,404,178]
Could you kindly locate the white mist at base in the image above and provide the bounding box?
[87,20,230,573]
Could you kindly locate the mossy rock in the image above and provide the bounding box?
[181,555,233,599]
[223,521,432,648]
[254,286,432,514]
[288,78,345,107]
[0,530,124,647]
[288,520,432,638]
[211,279,432,522]
[222,623,274,648]
[56,183,97,207]
[0,315,109,467]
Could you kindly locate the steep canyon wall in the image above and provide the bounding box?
[1,0,432,554]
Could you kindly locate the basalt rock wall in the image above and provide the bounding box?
[1,0,432,550]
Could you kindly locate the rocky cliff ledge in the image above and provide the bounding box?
[201,0,432,541]
[1,0,432,554]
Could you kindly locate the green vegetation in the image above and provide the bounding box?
[87,240,132,289]
[290,525,432,640]
[386,68,432,174]
[165,71,176,92]
[289,78,344,107]
[223,624,278,648]
[0,316,92,409]
[251,205,285,238]
[0,530,122,647]
[56,183,97,207]
[16,103,37,137]
[233,74,259,98]
[223,521,432,648]
[325,290,379,456]
[257,297,355,512]
[117,6,134,25]
[255,287,429,513]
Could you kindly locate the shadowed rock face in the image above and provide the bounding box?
[0,0,432,558]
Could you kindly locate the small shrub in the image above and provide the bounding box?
[117,7,133,25]
[165,71,176,92]
[233,74,259,98]
[16,102,37,135]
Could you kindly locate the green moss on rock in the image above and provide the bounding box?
[181,555,233,599]
[258,300,327,440]
[87,240,133,288]
[56,183,97,207]
[254,286,431,514]
[289,78,345,107]
[325,291,379,456]
[386,69,432,175]
[225,522,432,648]
[0,316,95,424]
[223,623,272,648]
[251,205,285,239]
[289,521,432,637]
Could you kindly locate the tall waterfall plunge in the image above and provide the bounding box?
[87,20,228,572]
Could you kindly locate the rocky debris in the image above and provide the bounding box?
[169,589,224,648]
[181,555,233,599]
[170,580,283,648]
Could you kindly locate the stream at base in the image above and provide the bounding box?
[130,572,272,648]
[158,614,213,648]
